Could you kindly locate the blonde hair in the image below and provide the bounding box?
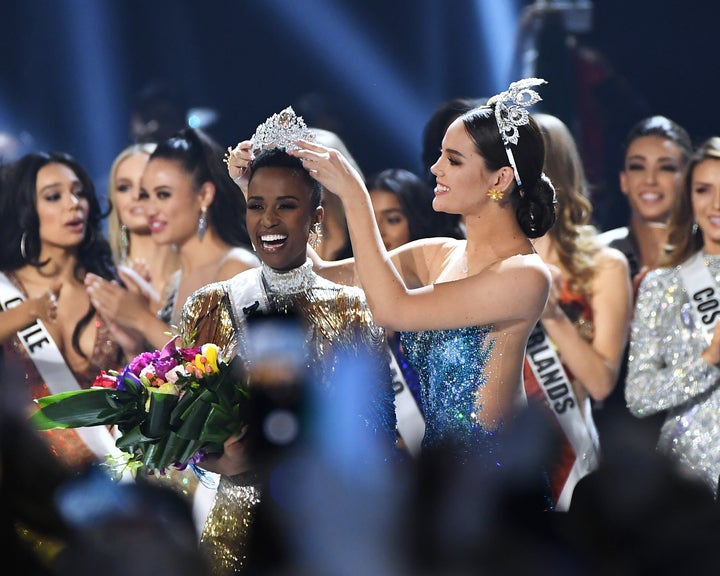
[107,142,157,263]
[535,113,601,297]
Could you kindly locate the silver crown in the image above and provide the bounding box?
[249,106,315,154]
[487,77,546,146]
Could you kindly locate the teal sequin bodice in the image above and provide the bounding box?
[400,325,501,463]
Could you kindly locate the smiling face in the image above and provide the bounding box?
[113,152,152,234]
[691,158,720,254]
[429,117,493,216]
[246,166,321,271]
[620,135,685,224]
[35,162,89,254]
[142,158,206,247]
[369,188,411,250]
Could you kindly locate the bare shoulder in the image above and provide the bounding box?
[594,245,630,274]
[497,252,552,283]
[217,248,261,280]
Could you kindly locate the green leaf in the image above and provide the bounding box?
[140,391,179,439]
[30,388,136,430]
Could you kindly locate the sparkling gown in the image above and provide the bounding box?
[2,271,125,471]
[178,259,397,575]
[626,252,720,495]
[401,322,554,512]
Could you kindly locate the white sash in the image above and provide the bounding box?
[0,272,122,461]
[226,269,426,455]
[679,251,720,345]
[387,342,425,458]
[526,321,600,511]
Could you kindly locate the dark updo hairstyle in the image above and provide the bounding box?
[150,127,252,247]
[247,148,323,210]
[0,151,118,359]
[366,168,465,240]
[460,106,557,238]
[623,115,692,163]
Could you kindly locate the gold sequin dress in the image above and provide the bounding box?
[178,259,397,575]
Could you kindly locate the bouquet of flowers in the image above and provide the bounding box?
[30,337,248,476]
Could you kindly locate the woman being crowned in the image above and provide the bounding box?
[179,107,398,575]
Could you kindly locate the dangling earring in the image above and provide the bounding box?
[20,232,28,260]
[308,222,323,250]
[119,224,130,263]
[197,206,208,240]
[692,221,699,235]
[487,188,504,202]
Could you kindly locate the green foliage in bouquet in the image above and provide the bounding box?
[30,337,248,476]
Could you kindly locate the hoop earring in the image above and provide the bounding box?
[487,188,504,202]
[308,222,323,250]
[120,225,130,262]
[20,232,28,260]
[197,206,208,240]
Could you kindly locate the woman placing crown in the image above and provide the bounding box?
[228,81,558,503]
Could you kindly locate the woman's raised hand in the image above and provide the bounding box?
[224,140,254,195]
[289,140,365,200]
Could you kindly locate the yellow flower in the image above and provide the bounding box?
[157,382,180,395]
[195,343,220,374]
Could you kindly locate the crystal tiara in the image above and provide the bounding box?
[249,106,315,154]
[486,77,546,188]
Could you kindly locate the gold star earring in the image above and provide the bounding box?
[487,188,504,201]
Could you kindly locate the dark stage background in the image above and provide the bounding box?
[0,0,715,231]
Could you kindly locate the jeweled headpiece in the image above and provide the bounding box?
[486,77,546,188]
[250,106,315,154]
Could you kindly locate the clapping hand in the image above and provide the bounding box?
[32,284,61,324]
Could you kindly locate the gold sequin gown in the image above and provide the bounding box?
[178,259,397,575]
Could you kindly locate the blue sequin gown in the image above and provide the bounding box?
[400,325,502,464]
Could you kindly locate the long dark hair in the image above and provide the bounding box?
[461,106,556,238]
[366,168,465,240]
[150,128,252,247]
[0,151,118,358]
[623,115,692,163]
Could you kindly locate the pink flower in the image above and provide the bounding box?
[128,351,156,376]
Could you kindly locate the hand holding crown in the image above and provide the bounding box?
[289,139,366,204]
[224,140,253,194]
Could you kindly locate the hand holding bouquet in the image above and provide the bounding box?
[31,337,248,477]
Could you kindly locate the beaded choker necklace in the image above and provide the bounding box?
[261,258,316,295]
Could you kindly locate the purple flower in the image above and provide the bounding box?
[128,351,156,376]
[118,365,143,391]
[152,356,179,381]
